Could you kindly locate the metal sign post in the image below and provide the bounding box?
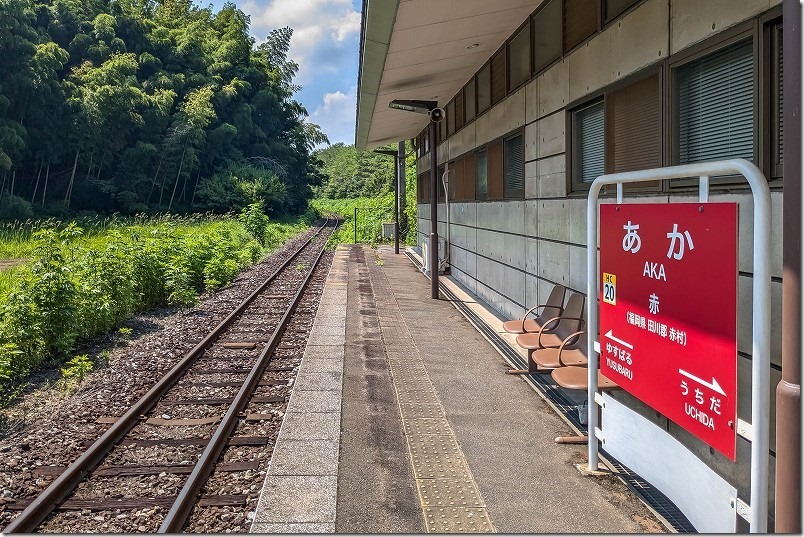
[586,159,771,532]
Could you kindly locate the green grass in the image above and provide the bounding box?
[313,195,417,247]
[0,210,309,404]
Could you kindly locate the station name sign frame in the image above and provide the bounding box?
[584,159,771,533]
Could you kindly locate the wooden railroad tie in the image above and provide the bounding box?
[5,495,248,511]
[81,436,273,448]
[33,460,259,478]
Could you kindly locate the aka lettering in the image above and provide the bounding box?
[643,261,666,281]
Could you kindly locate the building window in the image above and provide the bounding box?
[564,0,598,52]
[465,79,476,122]
[437,164,446,202]
[606,74,661,173]
[509,24,530,91]
[417,172,428,203]
[675,38,754,165]
[477,64,491,114]
[603,0,640,24]
[447,161,457,199]
[455,91,465,132]
[447,99,455,138]
[532,0,562,74]
[573,100,605,184]
[503,133,525,198]
[476,149,488,200]
[491,49,507,105]
[487,139,504,199]
[464,152,476,200]
[771,22,783,178]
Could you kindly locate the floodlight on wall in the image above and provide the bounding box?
[388,99,438,114]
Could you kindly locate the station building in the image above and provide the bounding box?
[356,0,797,532]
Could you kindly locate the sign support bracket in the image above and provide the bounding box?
[586,159,771,532]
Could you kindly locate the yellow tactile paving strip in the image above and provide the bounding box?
[366,250,496,533]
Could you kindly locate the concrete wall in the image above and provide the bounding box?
[415,0,783,528]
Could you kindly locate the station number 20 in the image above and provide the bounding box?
[603,273,616,305]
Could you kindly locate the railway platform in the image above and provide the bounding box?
[251,244,667,533]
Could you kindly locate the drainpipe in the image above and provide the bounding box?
[776,0,801,533]
[441,165,451,271]
[429,120,439,298]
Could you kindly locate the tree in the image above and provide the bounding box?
[0,0,327,216]
[314,143,397,199]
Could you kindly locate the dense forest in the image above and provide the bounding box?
[0,0,328,220]
[314,142,399,199]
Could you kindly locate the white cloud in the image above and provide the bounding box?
[309,85,357,146]
[240,0,360,86]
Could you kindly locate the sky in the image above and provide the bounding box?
[206,0,362,147]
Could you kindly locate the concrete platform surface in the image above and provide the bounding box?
[252,244,666,533]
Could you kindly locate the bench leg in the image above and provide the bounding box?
[506,350,539,375]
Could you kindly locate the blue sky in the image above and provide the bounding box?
[205,0,362,146]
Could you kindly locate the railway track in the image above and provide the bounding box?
[2,218,338,533]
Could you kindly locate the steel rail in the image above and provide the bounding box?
[158,227,331,532]
[3,219,332,534]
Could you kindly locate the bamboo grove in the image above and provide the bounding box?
[0,0,329,219]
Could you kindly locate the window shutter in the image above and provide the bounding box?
[487,139,504,199]
[676,38,754,164]
[491,49,507,105]
[564,0,598,52]
[504,134,524,198]
[465,79,476,122]
[476,150,488,200]
[606,74,661,173]
[455,92,465,131]
[447,99,455,137]
[774,24,783,170]
[477,65,491,113]
[418,173,428,203]
[575,100,605,183]
[451,158,464,200]
[464,152,476,200]
[533,0,562,74]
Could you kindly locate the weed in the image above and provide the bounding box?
[60,354,93,384]
[117,327,133,338]
[0,209,309,405]
[238,203,269,245]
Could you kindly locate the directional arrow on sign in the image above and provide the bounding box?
[604,330,633,349]
[678,368,727,396]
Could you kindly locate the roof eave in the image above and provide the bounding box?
[355,0,400,150]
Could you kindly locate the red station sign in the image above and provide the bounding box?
[599,202,738,460]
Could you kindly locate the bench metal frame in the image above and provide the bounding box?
[585,159,771,532]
